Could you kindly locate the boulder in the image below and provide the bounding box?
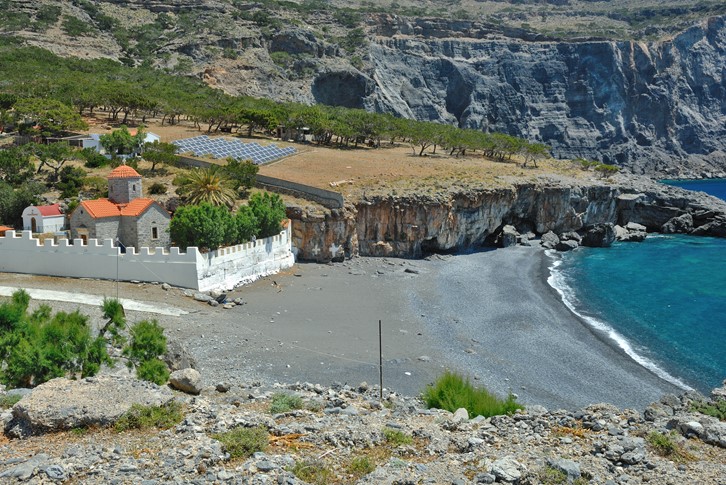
[711,379,726,401]
[581,223,616,247]
[491,456,525,482]
[556,240,579,251]
[4,377,174,438]
[169,368,203,395]
[661,213,693,234]
[163,340,198,372]
[559,231,582,243]
[500,225,519,248]
[545,458,581,480]
[540,231,559,249]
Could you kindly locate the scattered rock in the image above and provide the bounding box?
[169,369,203,395]
[556,239,579,251]
[661,213,694,234]
[581,223,616,247]
[163,340,198,372]
[500,225,519,248]
[540,231,560,249]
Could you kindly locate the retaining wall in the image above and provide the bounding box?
[0,229,295,291]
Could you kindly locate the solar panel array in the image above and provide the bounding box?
[172,136,296,164]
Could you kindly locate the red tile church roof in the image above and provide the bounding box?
[120,198,155,217]
[80,199,120,219]
[108,165,141,179]
[35,204,63,217]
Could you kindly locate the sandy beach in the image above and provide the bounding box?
[0,246,683,410]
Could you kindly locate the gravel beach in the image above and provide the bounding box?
[0,246,682,410]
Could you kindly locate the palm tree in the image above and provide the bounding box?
[176,167,237,208]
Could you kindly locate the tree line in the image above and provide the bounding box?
[0,40,551,164]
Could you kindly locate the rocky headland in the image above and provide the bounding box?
[289,173,726,262]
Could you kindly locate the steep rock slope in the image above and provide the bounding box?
[290,176,726,261]
[362,16,726,177]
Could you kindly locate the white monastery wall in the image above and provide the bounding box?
[196,229,295,292]
[0,228,295,291]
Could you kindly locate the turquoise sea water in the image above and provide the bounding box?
[551,180,726,393]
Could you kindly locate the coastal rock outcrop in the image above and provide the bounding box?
[290,175,726,260]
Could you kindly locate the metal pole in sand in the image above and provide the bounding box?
[379,319,383,402]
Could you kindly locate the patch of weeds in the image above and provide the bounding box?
[290,459,332,485]
[305,400,323,412]
[348,455,376,478]
[383,427,413,446]
[270,393,303,414]
[646,431,695,462]
[212,425,268,459]
[551,424,588,439]
[537,465,589,485]
[70,427,89,437]
[690,399,726,421]
[423,371,523,417]
[0,394,22,409]
[114,401,184,432]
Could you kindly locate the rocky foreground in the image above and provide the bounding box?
[1,374,725,484]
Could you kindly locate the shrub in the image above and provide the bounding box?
[422,371,523,418]
[290,459,332,485]
[690,399,726,421]
[61,16,92,37]
[82,176,108,196]
[537,466,589,485]
[248,192,286,238]
[114,401,184,431]
[270,393,304,414]
[80,148,111,168]
[645,430,694,462]
[148,182,167,195]
[212,425,268,459]
[382,427,413,446]
[169,202,235,251]
[123,320,169,385]
[0,393,22,409]
[348,456,375,477]
[646,431,678,456]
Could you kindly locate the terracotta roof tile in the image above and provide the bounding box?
[36,204,63,217]
[108,165,141,179]
[80,199,120,219]
[0,225,13,234]
[120,198,155,217]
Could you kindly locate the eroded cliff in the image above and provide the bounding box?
[290,176,726,261]
[361,15,726,177]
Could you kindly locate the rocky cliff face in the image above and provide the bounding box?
[291,177,726,261]
[360,15,726,177]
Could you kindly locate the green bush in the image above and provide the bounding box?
[423,371,523,418]
[148,182,168,195]
[537,466,589,485]
[248,192,286,238]
[383,427,413,446]
[114,401,184,431]
[0,393,22,409]
[212,425,268,459]
[690,399,726,421]
[290,459,332,485]
[61,16,93,37]
[348,456,375,477]
[646,431,678,456]
[80,148,111,168]
[269,393,303,414]
[123,320,169,385]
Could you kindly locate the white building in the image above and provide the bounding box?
[22,204,66,233]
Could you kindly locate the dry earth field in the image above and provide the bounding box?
[82,114,592,203]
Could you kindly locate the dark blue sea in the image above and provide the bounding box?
[549,179,726,393]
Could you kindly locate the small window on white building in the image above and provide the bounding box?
[133,184,137,191]
[152,227,158,239]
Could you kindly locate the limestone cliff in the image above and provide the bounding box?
[361,15,726,178]
[290,177,726,261]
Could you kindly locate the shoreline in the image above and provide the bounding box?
[0,245,686,411]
